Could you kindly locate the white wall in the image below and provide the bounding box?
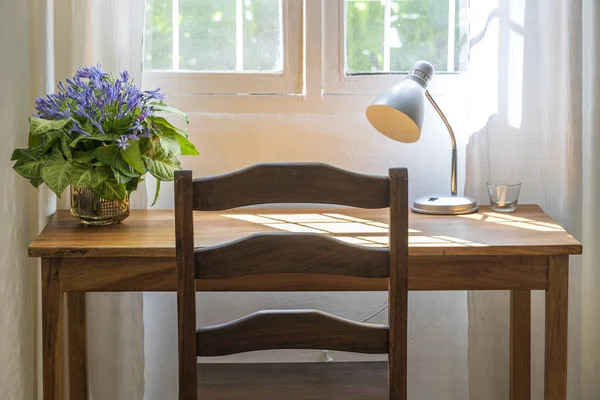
[143,92,472,399]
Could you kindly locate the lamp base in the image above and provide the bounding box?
[412,194,478,215]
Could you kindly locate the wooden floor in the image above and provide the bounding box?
[198,362,388,399]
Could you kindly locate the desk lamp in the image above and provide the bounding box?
[366,60,477,215]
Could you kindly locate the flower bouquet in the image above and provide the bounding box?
[11,65,197,224]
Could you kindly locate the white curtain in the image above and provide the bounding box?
[465,0,599,398]
[0,1,147,399]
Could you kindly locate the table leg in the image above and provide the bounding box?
[545,255,569,399]
[510,290,531,400]
[42,258,63,400]
[67,292,88,399]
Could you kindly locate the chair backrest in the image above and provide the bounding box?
[174,163,408,400]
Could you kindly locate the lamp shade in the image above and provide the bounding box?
[365,60,435,143]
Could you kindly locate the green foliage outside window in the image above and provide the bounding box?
[144,0,467,74]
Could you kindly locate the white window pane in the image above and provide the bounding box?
[345,0,468,74]
[345,0,385,73]
[144,0,283,72]
[180,0,237,71]
[144,0,173,70]
[243,0,282,71]
[389,0,448,71]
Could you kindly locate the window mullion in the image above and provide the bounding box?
[383,0,391,73]
[172,0,180,70]
[304,0,323,98]
[447,0,456,72]
[236,0,244,71]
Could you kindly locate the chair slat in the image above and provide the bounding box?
[195,233,390,280]
[196,310,389,356]
[192,163,390,211]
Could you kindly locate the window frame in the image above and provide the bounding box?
[143,0,304,95]
[143,0,467,113]
[323,0,464,95]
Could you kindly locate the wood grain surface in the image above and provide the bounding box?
[195,233,390,279]
[174,170,199,400]
[58,255,549,292]
[67,292,88,400]
[29,205,582,259]
[545,255,569,399]
[388,168,409,400]
[42,259,62,400]
[196,310,389,356]
[510,290,531,400]
[192,163,391,210]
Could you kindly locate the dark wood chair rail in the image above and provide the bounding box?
[195,232,390,279]
[196,310,389,357]
[192,162,391,210]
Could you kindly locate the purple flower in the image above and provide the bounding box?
[144,88,166,100]
[140,127,152,138]
[33,65,166,143]
[71,120,89,136]
[76,64,109,80]
[116,135,129,150]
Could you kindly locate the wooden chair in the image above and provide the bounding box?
[174,163,409,400]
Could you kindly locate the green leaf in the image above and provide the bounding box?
[151,116,197,155]
[92,144,138,177]
[175,135,199,156]
[158,133,180,156]
[91,167,127,201]
[112,167,133,184]
[29,177,44,188]
[151,116,189,138]
[139,136,155,155]
[69,135,85,148]
[11,148,29,161]
[152,179,161,206]
[29,133,40,148]
[152,102,189,124]
[41,130,64,153]
[13,150,48,179]
[73,151,94,164]
[40,149,72,196]
[144,150,180,181]
[72,162,105,190]
[60,135,73,161]
[29,118,70,136]
[70,131,121,148]
[92,144,119,165]
[126,177,140,192]
[120,141,145,174]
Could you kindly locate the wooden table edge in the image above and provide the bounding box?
[28,245,583,259]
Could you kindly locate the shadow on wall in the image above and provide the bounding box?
[463,0,583,399]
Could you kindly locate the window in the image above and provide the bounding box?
[144,0,303,95]
[143,0,468,107]
[344,0,468,74]
[324,0,468,94]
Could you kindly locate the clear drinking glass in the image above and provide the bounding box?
[487,181,522,212]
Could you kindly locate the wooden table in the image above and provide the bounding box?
[29,205,582,400]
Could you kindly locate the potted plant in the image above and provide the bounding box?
[11,65,197,225]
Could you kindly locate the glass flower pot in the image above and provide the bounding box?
[71,186,130,225]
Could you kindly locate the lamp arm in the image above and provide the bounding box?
[425,91,458,196]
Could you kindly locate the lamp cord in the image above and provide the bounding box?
[360,300,389,323]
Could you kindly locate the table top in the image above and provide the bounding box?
[29,205,582,258]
